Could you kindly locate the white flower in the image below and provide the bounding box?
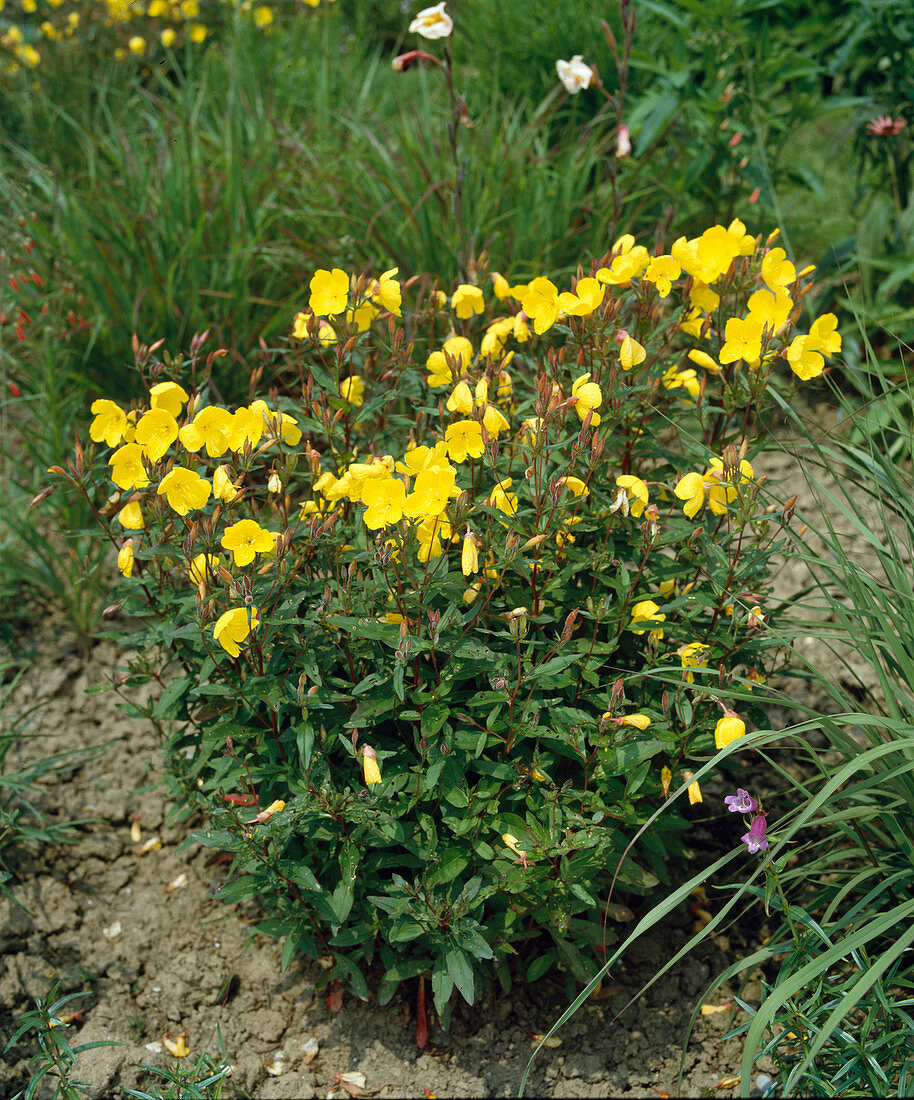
[556,55,594,94]
[409,2,453,40]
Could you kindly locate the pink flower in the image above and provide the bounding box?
[866,115,907,137]
[725,789,758,814]
[741,814,769,855]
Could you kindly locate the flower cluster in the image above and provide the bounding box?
[57,221,825,1016]
[725,789,769,854]
[0,0,335,74]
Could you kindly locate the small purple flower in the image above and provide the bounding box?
[741,814,769,855]
[725,788,758,814]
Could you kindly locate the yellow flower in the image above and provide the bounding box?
[714,712,746,750]
[761,247,796,291]
[90,399,131,448]
[662,367,700,399]
[481,404,510,438]
[461,530,479,576]
[480,317,514,359]
[501,833,527,860]
[680,641,710,683]
[521,417,543,444]
[445,419,484,463]
[117,501,145,529]
[309,268,349,317]
[451,284,484,319]
[134,408,178,463]
[292,311,337,345]
[571,276,605,312]
[808,313,841,356]
[706,457,753,516]
[117,540,135,577]
[213,606,259,658]
[415,513,451,561]
[684,771,703,804]
[347,301,379,332]
[340,375,365,406]
[690,280,720,312]
[361,745,382,785]
[571,372,602,424]
[213,465,238,503]
[361,476,407,530]
[786,336,824,381]
[179,406,235,457]
[426,335,473,387]
[596,245,650,286]
[487,477,518,516]
[674,471,706,519]
[189,24,207,44]
[188,552,220,586]
[221,519,276,567]
[157,467,212,516]
[254,5,273,28]
[128,35,145,54]
[109,443,150,491]
[395,441,449,478]
[629,599,665,638]
[403,465,459,520]
[619,335,646,371]
[521,277,561,335]
[747,287,793,331]
[618,713,651,730]
[371,267,401,316]
[644,255,681,297]
[161,27,176,46]
[560,475,588,497]
[719,316,764,365]
[687,349,721,374]
[149,381,190,418]
[446,381,474,415]
[615,475,648,517]
[491,271,511,299]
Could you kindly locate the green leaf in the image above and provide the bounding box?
[526,952,555,982]
[446,947,475,1004]
[431,956,454,1016]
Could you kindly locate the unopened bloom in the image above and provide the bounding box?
[117,501,145,529]
[741,814,769,854]
[615,123,631,158]
[213,606,259,657]
[502,832,530,867]
[715,711,746,750]
[556,55,593,94]
[617,713,651,730]
[213,465,238,503]
[684,771,702,804]
[409,2,452,39]
[118,540,135,577]
[361,745,382,785]
[461,529,479,576]
[619,334,646,370]
[188,552,220,587]
[725,789,758,814]
[370,267,401,315]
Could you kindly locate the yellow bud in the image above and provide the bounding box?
[362,745,382,785]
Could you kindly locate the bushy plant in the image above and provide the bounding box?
[52,223,839,1023]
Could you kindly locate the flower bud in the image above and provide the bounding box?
[361,745,381,786]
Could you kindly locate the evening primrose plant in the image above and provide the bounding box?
[53,224,838,1024]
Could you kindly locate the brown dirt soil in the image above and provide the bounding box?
[1,417,881,1099]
